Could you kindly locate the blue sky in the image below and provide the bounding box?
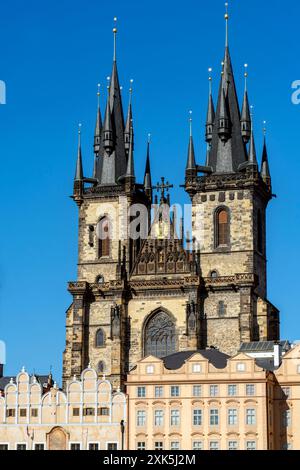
[0,0,299,383]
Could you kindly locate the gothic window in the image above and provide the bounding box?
[95,329,105,348]
[216,208,230,247]
[96,275,104,285]
[218,301,226,317]
[98,361,106,374]
[144,311,176,358]
[210,270,218,279]
[257,210,263,254]
[97,217,111,258]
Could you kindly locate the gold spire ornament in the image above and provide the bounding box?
[225,2,229,47]
[208,67,213,94]
[148,133,151,144]
[113,17,118,61]
[189,110,193,137]
[244,64,248,91]
[97,83,101,106]
[263,120,267,136]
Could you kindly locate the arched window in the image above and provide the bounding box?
[95,329,105,348]
[210,270,218,279]
[216,208,230,247]
[144,311,176,358]
[98,361,106,374]
[257,210,263,254]
[97,217,111,258]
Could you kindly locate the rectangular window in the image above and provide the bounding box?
[137,410,146,427]
[6,408,15,418]
[170,386,180,397]
[283,410,291,427]
[210,409,219,426]
[171,441,180,450]
[210,441,219,450]
[228,385,237,396]
[193,385,202,397]
[246,441,256,451]
[19,409,27,417]
[193,409,202,426]
[73,408,80,417]
[83,408,95,416]
[155,386,163,398]
[246,409,256,426]
[137,442,146,450]
[107,443,118,450]
[137,387,146,398]
[98,407,110,416]
[89,443,99,451]
[154,410,164,427]
[192,364,202,373]
[228,441,238,451]
[16,444,27,451]
[193,441,203,450]
[246,384,255,396]
[210,385,218,397]
[170,409,180,426]
[0,445,8,450]
[31,408,38,418]
[154,442,163,450]
[228,409,238,426]
[237,363,245,372]
[35,444,45,451]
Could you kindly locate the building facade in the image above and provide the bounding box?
[127,344,300,450]
[0,367,126,450]
[62,9,279,391]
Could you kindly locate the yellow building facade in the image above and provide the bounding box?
[0,367,127,450]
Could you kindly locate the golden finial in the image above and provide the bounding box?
[148,133,151,144]
[97,83,101,106]
[263,120,267,136]
[244,64,248,91]
[189,110,193,137]
[225,2,229,47]
[113,17,118,61]
[208,67,213,94]
[106,76,111,94]
[78,122,82,135]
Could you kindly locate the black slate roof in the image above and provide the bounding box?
[162,349,230,370]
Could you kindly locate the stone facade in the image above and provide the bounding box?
[0,367,126,450]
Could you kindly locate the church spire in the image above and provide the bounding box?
[94,83,102,154]
[241,64,251,143]
[248,106,258,167]
[207,3,247,173]
[103,83,113,152]
[125,122,135,178]
[261,121,271,184]
[144,134,153,201]
[125,80,134,154]
[75,124,83,181]
[205,68,215,144]
[186,111,196,170]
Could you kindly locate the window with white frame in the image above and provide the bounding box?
[88,443,99,451]
[170,386,180,397]
[34,444,45,451]
[137,386,146,398]
[192,364,201,373]
[237,363,245,372]
[209,441,219,450]
[228,409,238,426]
[154,410,164,427]
[228,441,238,450]
[283,409,291,427]
[16,444,27,451]
[193,441,203,450]
[155,386,163,398]
[193,385,202,397]
[210,409,219,426]
[246,441,256,451]
[137,410,146,427]
[154,442,163,450]
[210,385,219,397]
[170,409,180,426]
[193,409,202,426]
[107,443,118,450]
[146,365,154,374]
[0,445,9,450]
[171,441,180,450]
[137,442,146,450]
[246,384,255,396]
[228,384,237,396]
[246,409,256,425]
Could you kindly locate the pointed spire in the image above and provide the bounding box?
[241,64,251,143]
[75,124,83,181]
[94,84,102,154]
[261,121,271,182]
[125,122,135,179]
[103,82,113,152]
[248,106,258,167]
[125,80,134,153]
[144,134,152,199]
[205,68,215,143]
[186,111,196,170]
[218,88,230,142]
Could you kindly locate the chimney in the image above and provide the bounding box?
[274,342,282,368]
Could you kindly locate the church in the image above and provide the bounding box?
[62,9,280,391]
